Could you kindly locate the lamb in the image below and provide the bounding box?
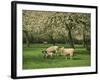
[59,47,75,59]
[42,46,59,58]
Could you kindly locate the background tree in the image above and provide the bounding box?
[22,10,91,50]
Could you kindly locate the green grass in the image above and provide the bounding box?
[23,44,91,69]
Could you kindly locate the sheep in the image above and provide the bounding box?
[42,50,55,58]
[46,46,58,54]
[42,46,59,58]
[59,47,75,59]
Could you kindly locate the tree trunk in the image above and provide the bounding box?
[51,37,56,46]
[24,31,30,47]
[83,30,86,47]
[48,33,56,46]
[26,36,30,47]
[68,29,74,48]
[64,22,74,48]
[83,29,90,51]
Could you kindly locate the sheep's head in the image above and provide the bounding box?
[57,47,64,56]
[59,47,64,51]
[42,50,47,54]
[42,50,48,58]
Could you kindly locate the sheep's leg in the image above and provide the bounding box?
[50,54,52,58]
[43,54,46,59]
[70,56,73,60]
[65,56,67,60]
[70,54,73,60]
[49,53,53,59]
[45,55,47,59]
[60,51,63,56]
[43,55,45,58]
[54,53,56,57]
[55,50,58,56]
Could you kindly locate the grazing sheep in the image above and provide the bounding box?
[46,46,58,54]
[59,47,75,59]
[42,46,59,58]
[42,50,55,58]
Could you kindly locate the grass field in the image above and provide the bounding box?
[23,44,91,69]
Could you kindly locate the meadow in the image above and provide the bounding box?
[23,44,91,69]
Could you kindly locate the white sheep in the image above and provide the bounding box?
[42,50,54,58]
[59,47,75,59]
[42,46,59,58]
